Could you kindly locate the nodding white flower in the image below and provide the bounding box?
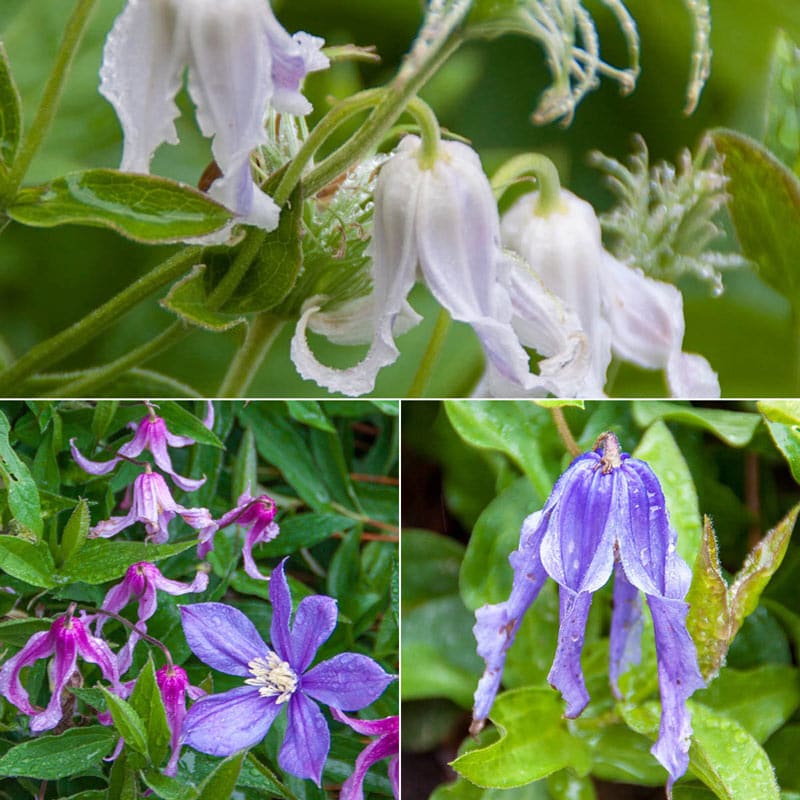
[99,0,328,232]
[501,188,720,398]
[291,136,590,397]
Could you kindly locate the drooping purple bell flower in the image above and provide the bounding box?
[71,401,213,491]
[97,561,209,675]
[179,559,394,785]
[471,432,704,794]
[90,466,217,544]
[203,490,280,580]
[156,663,205,776]
[331,709,399,800]
[0,611,121,732]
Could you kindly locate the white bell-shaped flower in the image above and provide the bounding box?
[291,136,590,397]
[99,0,328,232]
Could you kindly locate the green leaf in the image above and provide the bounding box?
[60,497,90,563]
[101,688,149,758]
[633,420,702,563]
[547,771,596,800]
[140,770,197,800]
[232,426,257,501]
[0,536,56,586]
[91,400,119,441]
[764,419,800,484]
[217,181,304,313]
[622,701,780,800]
[0,615,52,646]
[128,658,171,768]
[710,129,800,310]
[160,264,247,332]
[444,401,557,498]
[7,169,232,243]
[631,401,761,447]
[0,41,21,172]
[156,401,223,448]
[59,538,197,584]
[765,723,800,793]
[195,751,245,800]
[764,31,800,174]
[451,687,591,788]
[257,512,355,556]
[0,409,43,537]
[0,726,117,779]
[286,400,336,432]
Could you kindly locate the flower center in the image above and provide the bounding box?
[594,431,622,474]
[245,653,298,704]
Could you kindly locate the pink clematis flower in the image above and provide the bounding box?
[156,663,205,776]
[71,401,214,491]
[0,612,120,732]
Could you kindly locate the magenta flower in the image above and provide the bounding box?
[332,709,399,800]
[97,561,209,675]
[157,663,205,776]
[204,490,280,580]
[71,402,214,491]
[91,467,217,543]
[471,432,704,795]
[0,612,120,732]
[179,559,394,784]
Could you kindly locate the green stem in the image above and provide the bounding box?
[218,313,285,397]
[407,308,451,398]
[0,247,201,394]
[491,153,563,215]
[246,754,301,800]
[207,229,267,309]
[47,322,189,396]
[406,97,441,168]
[4,0,100,197]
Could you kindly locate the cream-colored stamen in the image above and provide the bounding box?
[245,653,298,704]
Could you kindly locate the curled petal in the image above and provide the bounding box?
[242,520,280,581]
[70,438,121,476]
[337,729,399,800]
[269,26,329,115]
[547,588,593,718]
[301,654,394,711]
[331,708,399,738]
[666,351,720,398]
[73,617,120,688]
[608,563,642,699]
[279,693,330,785]
[183,685,281,756]
[180,603,269,676]
[0,630,55,715]
[31,631,78,733]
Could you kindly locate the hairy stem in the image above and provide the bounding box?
[408,308,451,398]
[218,313,286,397]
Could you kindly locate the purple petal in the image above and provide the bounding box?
[151,567,209,599]
[339,734,397,800]
[180,603,269,676]
[269,559,294,662]
[278,692,330,785]
[331,709,398,738]
[290,595,338,673]
[97,576,136,634]
[242,526,269,582]
[31,628,78,732]
[115,417,151,461]
[0,629,55,715]
[149,428,206,492]
[472,510,548,728]
[135,584,159,627]
[547,588,593,718]
[74,618,120,687]
[70,438,121,476]
[90,510,137,539]
[647,594,705,788]
[301,653,394,711]
[389,755,399,799]
[182,685,281,756]
[608,563,642,699]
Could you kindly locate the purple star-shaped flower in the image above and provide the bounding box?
[90,467,217,543]
[471,432,704,795]
[71,401,213,491]
[179,559,394,784]
[0,612,120,732]
[97,561,209,675]
[202,490,280,580]
[332,709,399,800]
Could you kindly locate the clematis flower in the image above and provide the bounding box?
[471,432,704,794]
[501,189,720,398]
[91,466,217,544]
[291,135,590,397]
[203,490,280,580]
[0,612,120,733]
[96,561,209,675]
[71,401,213,491]
[179,559,394,784]
[99,0,328,232]
[331,709,399,800]
[157,663,205,776]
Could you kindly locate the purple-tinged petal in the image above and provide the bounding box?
[279,692,330,785]
[215,490,255,530]
[97,575,137,634]
[646,594,705,789]
[31,625,78,732]
[90,511,137,539]
[135,584,159,628]
[148,428,206,492]
[73,617,120,688]
[290,595,337,673]
[115,417,152,461]
[472,510,548,729]
[301,654,394,711]
[547,588,593,718]
[608,563,642,699]
[389,756,399,800]
[151,566,209,600]
[180,603,269,676]
[182,685,281,756]
[339,734,398,800]
[177,506,217,540]
[0,629,55,714]
[332,708,399,738]
[269,559,294,662]
[69,438,121,476]
[242,520,280,582]
[202,400,214,431]
[157,664,199,776]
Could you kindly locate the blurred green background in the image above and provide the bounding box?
[0,0,799,396]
